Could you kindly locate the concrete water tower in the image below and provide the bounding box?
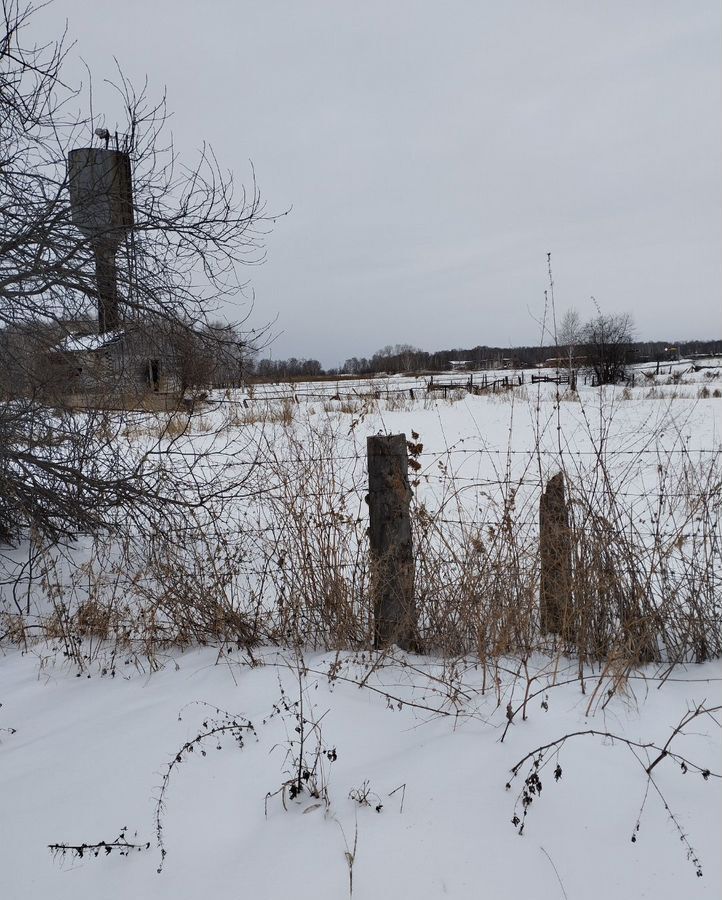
[67,148,134,333]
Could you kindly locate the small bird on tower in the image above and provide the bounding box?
[94,127,110,149]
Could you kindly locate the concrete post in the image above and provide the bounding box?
[539,472,573,638]
[367,434,416,650]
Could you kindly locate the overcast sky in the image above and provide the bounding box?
[37,1,721,366]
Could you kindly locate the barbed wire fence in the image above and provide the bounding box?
[2,407,719,667]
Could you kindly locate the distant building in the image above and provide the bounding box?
[448,360,472,370]
[44,324,177,399]
[0,319,181,402]
[542,356,588,368]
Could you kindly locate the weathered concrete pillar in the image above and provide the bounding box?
[367,434,416,650]
[93,245,120,332]
[539,472,573,637]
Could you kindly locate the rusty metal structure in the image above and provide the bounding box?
[67,148,134,333]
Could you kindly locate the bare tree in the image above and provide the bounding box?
[559,309,581,353]
[581,312,634,386]
[0,0,271,540]
[558,308,582,387]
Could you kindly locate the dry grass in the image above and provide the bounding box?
[227,397,296,427]
[2,389,720,677]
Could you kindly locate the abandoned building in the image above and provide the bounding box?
[46,324,175,397]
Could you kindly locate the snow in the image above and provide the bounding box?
[0,648,720,899]
[1,357,721,898]
[55,330,125,353]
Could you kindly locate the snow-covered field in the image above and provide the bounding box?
[1,358,721,899]
[1,648,720,899]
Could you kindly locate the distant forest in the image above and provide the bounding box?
[250,338,722,380]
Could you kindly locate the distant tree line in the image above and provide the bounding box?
[251,357,324,380]
[245,311,719,383]
[341,336,721,378]
[247,334,721,382]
